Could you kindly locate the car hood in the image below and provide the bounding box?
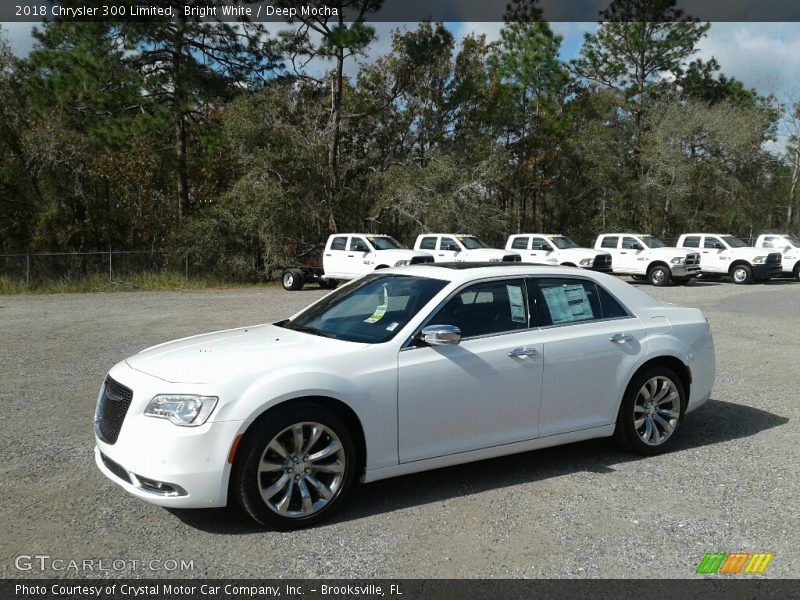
[557,248,606,260]
[459,248,519,260]
[648,247,698,258]
[126,324,366,384]
[726,247,775,260]
[374,249,432,262]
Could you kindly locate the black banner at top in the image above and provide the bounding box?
[3,0,800,23]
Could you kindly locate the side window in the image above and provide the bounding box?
[350,237,370,252]
[530,237,552,251]
[597,285,630,319]
[530,278,602,327]
[622,237,641,250]
[704,237,722,249]
[601,236,619,249]
[440,237,459,251]
[330,237,347,251]
[419,237,437,250]
[762,236,777,248]
[427,279,528,338]
[511,236,529,250]
[682,236,700,248]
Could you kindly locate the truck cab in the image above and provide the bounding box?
[594,233,701,286]
[323,234,433,280]
[505,234,612,272]
[414,234,521,263]
[677,233,782,284]
[754,233,800,281]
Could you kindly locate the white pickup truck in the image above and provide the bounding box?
[676,233,783,284]
[414,233,521,263]
[281,234,432,290]
[594,233,701,286]
[754,233,800,281]
[505,234,612,272]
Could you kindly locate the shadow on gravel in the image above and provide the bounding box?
[169,399,787,533]
[629,281,722,288]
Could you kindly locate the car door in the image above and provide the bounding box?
[598,236,621,270]
[701,236,726,273]
[529,277,645,436]
[398,278,543,462]
[348,236,373,276]
[437,236,460,262]
[324,236,350,277]
[529,236,556,264]
[617,236,645,272]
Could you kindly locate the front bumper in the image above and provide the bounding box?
[589,265,613,273]
[670,264,701,277]
[93,364,244,508]
[753,263,781,279]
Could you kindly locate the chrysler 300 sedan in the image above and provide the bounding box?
[94,264,715,529]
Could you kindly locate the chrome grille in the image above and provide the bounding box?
[684,253,700,266]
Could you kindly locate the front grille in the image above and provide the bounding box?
[593,254,612,268]
[502,254,522,262]
[100,452,132,484]
[410,255,434,264]
[767,253,782,266]
[96,377,133,445]
[684,253,700,266]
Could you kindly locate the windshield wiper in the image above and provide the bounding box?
[287,324,340,339]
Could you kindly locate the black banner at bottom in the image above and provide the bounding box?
[3,579,797,600]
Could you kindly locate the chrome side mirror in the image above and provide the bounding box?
[420,325,462,346]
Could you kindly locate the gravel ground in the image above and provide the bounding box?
[1,278,798,579]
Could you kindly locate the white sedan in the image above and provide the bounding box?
[94,264,715,529]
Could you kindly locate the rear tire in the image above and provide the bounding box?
[320,278,338,290]
[232,404,357,530]
[282,269,305,291]
[647,265,671,287]
[730,264,753,284]
[794,263,800,282]
[614,366,685,456]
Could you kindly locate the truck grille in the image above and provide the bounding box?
[502,254,522,262]
[767,253,782,267]
[592,254,612,270]
[95,377,133,445]
[410,255,434,265]
[685,253,700,266]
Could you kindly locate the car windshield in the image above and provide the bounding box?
[457,236,488,249]
[641,236,667,248]
[368,236,405,250]
[785,235,800,246]
[550,236,579,249]
[720,235,747,248]
[278,275,447,344]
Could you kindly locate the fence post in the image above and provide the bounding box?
[185,253,189,280]
[109,248,113,283]
[26,254,30,287]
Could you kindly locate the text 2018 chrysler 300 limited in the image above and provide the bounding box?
[94,264,715,529]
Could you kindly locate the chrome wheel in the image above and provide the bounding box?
[633,376,680,446]
[257,422,346,519]
[284,272,294,287]
[733,267,747,283]
[651,268,666,284]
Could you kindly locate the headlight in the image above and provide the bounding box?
[579,258,593,266]
[670,257,685,264]
[488,258,502,262]
[753,256,766,264]
[144,395,218,426]
[393,259,411,267]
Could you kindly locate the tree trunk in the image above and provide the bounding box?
[176,111,188,223]
[326,34,345,234]
[788,149,799,232]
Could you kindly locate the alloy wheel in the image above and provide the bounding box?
[633,376,680,446]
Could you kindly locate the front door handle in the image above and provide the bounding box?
[609,333,634,344]
[508,347,538,358]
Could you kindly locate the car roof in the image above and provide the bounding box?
[681,233,730,237]
[510,233,564,237]
[383,262,591,283]
[416,233,477,237]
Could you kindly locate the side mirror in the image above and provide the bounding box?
[420,325,462,346]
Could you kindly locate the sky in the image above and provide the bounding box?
[4,20,799,152]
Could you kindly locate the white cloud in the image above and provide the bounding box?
[1,22,35,55]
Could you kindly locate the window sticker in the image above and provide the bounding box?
[541,284,594,324]
[364,284,389,323]
[506,285,527,323]
[386,322,399,332]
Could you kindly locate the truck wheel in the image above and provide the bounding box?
[647,265,671,286]
[320,279,338,290]
[282,269,305,291]
[730,264,753,285]
[794,263,800,282]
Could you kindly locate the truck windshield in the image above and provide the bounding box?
[785,235,800,246]
[278,274,447,344]
[457,236,488,249]
[720,235,747,248]
[641,236,667,248]
[550,236,579,249]
[368,236,405,250]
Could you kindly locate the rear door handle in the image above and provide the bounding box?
[508,347,538,358]
[609,333,634,344]
[325,253,332,256]
[347,254,354,257]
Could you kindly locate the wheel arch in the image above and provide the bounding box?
[647,260,670,273]
[728,259,752,274]
[624,355,691,412]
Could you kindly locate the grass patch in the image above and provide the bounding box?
[0,272,273,295]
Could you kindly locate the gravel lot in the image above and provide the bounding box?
[1,278,798,579]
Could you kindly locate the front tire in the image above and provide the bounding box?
[614,366,685,456]
[232,405,357,530]
[794,263,800,282]
[320,278,338,290]
[731,264,753,284]
[647,264,671,286]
